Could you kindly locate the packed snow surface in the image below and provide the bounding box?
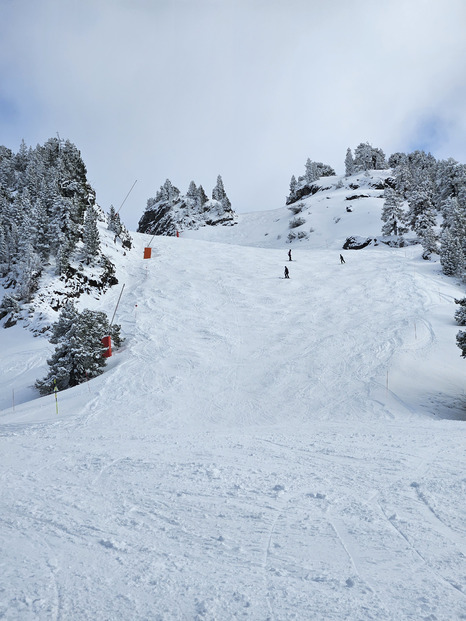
[1,181,466,620]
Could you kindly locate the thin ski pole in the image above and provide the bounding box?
[54,379,59,415]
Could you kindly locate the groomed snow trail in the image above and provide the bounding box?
[1,234,465,620]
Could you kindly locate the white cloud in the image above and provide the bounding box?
[1,0,466,228]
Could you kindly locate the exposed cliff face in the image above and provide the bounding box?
[137,202,176,236]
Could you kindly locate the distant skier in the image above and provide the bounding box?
[284,266,290,278]
[340,254,345,264]
[288,249,292,261]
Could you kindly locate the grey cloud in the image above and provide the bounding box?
[1,0,465,229]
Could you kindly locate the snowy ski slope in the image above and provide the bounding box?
[1,176,466,620]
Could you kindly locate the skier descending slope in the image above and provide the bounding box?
[284,265,290,278]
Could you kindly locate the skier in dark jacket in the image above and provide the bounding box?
[340,254,345,264]
[288,249,292,261]
[284,266,290,278]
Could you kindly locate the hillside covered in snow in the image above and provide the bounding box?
[1,148,466,619]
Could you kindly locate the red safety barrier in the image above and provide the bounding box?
[102,335,112,358]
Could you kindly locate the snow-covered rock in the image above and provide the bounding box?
[138,177,237,236]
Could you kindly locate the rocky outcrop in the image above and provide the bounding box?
[138,177,237,236]
[343,236,373,250]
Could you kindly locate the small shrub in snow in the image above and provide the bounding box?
[288,203,305,215]
[289,216,306,229]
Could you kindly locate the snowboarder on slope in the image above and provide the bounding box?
[284,266,290,278]
[340,254,345,264]
[288,249,292,261]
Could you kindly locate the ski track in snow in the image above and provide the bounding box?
[1,231,466,620]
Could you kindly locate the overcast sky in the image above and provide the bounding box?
[1,0,466,230]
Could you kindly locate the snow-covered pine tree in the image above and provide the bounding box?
[0,223,7,275]
[49,301,80,343]
[304,159,318,185]
[187,180,198,201]
[32,198,51,261]
[440,228,464,276]
[221,192,232,214]
[197,185,208,207]
[454,297,466,325]
[353,143,373,171]
[212,175,226,202]
[371,146,387,169]
[36,304,122,394]
[107,204,132,248]
[456,329,466,358]
[15,211,42,301]
[83,206,100,264]
[56,236,75,276]
[156,179,180,204]
[394,161,414,200]
[48,195,77,257]
[388,152,407,168]
[0,136,122,323]
[435,158,466,208]
[354,142,387,171]
[441,197,458,232]
[108,205,122,236]
[345,148,355,177]
[288,175,298,203]
[315,162,335,177]
[0,146,15,189]
[14,139,30,173]
[4,221,18,276]
[59,139,88,188]
[442,198,466,258]
[68,308,110,382]
[406,178,436,234]
[381,187,407,237]
[35,301,81,393]
[418,225,438,259]
[212,175,232,214]
[186,181,201,214]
